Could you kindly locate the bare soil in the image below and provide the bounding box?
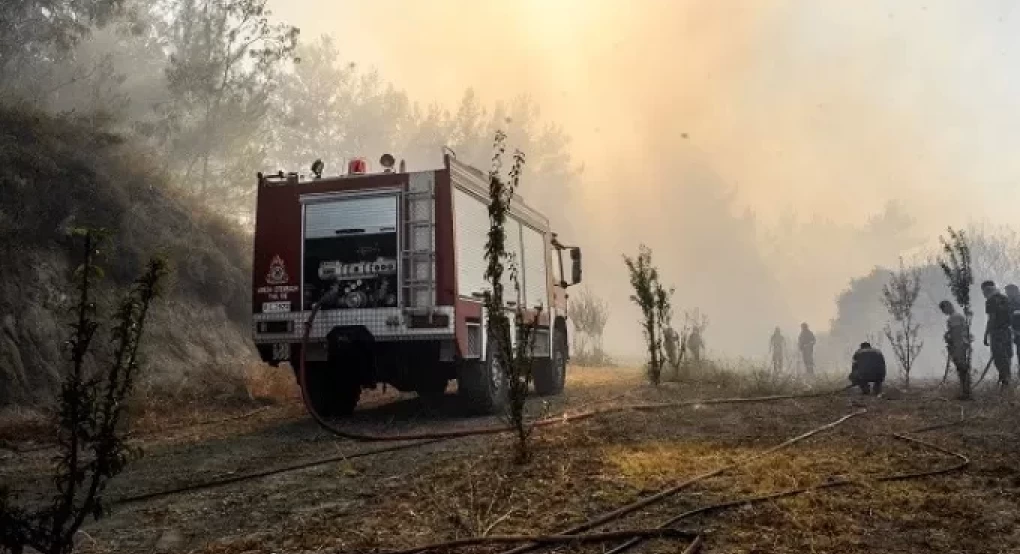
[3,366,1020,554]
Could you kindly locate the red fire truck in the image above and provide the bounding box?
[251,153,582,416]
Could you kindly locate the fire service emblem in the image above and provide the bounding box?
[266,255,290,285]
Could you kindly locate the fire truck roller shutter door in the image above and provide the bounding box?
[521,223,548,311]
[304,194,398,238]
[453,188,490,298]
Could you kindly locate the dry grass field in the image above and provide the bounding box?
[2,364,1018,554]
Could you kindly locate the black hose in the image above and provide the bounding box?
[298,293,854,443]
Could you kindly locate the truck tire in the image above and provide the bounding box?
[415,373,450,402]
[457,337,508,415]
[534,327,567,396]
[304,361,361,418]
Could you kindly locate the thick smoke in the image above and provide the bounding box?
[273,1,1020,359]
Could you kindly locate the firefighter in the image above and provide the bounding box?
[939,300,971,400]
[769,327,784,373]
[849,342,886,396]
[688,325,704,364]
[1005,284,1020,377]
[798,322,816,375]
[982,280,1014,388]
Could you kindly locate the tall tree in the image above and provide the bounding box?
[268,36,416,174]
[0,0,127,101]
[881,259,924,388]
[267,46,580,230]
[154,0,298,216]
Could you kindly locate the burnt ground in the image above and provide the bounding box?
[3,366,1020,554]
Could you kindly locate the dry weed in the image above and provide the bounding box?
[667,358,847,397]
[243,363,298,403]
[603,440,758,490]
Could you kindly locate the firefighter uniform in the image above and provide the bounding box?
[985,288,1014,386]
[850,342,886,395]
[945,310,971,399]
[798,323,816,375]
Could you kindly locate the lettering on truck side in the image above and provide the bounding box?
[258,285,300,301]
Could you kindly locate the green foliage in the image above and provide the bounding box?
[624,245,673,385]
[938,227,974,365]
[0,106,251,324]
[939,227,974,319]
[0,0,127,85]
[0,229,167,554]
[938,227,975,398]
[484,130,537,463]
[266,37,579,223]
[151,0,300,215]
[881,258,924,388]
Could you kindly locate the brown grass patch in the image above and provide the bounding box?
[243,363,298,403]
[566,364,644,389]
[65,376,1020,554]
[666,358,849,397]
[603,440,757,489]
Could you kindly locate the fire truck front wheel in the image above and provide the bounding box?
[457,338,508,415]
[533,327,568,396]
[303,361,361,418]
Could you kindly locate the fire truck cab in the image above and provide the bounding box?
[251,153,582,416]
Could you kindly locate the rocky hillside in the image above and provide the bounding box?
[0,107,258,407]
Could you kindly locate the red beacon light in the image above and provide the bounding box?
[348,158,368,175]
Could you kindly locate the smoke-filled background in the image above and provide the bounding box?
[5,0,1020,382]
[271,0,1020,363]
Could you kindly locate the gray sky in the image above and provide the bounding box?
[269,0,1020,357]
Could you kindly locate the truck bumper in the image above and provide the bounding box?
[252,306,456,345]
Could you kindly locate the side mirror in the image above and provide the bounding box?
[569,247,582,286]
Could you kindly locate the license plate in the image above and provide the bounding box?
[262,301,291,313]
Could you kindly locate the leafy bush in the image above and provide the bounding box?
[0,106,251,323]
[624,245,673,386]
[0,229,167,554]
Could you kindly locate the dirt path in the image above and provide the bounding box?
[56,366,642,553]
[5,367,1020,554]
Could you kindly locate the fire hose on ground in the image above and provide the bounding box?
[108,294,920,510]
[380,412,971,554]
[298,292,854,444]
[295,290,973,554]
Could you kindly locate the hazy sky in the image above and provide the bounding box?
[268,0,1020,358]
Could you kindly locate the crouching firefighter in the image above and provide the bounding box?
[939,300,971,400]
[849,342,886,396]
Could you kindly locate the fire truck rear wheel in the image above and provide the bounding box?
[534,327,567,396]
[415,373,450,402]
[457,337,508,415]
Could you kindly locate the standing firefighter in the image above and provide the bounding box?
[688,325,704,364]
[1005,284,1020,378]
[982,280,1014,388]
[769,327,785,373]
[849,341,886,396]
[939,300,971,400]
[798,322,816,375]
